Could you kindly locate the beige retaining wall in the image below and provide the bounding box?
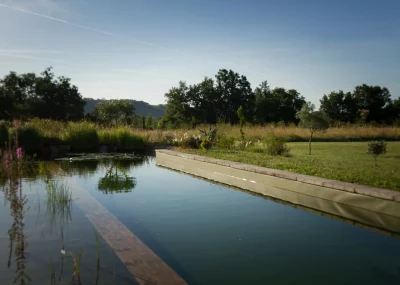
[156,150,400,235]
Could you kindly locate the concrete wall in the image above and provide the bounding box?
[156,150,400,236]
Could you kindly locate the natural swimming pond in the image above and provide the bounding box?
[1,155,400,285]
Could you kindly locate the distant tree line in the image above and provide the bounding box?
[162,69,400,127]
[0,67,85,121]
[1,68,399,127]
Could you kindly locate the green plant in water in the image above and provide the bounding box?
[367,140,387,166]
[45,181,72,233]
[64,121,99,151]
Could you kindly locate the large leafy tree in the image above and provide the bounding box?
[254,81,280,124]
[94,99,136,125]
[164,81,193,127]
[270,87,306,123]
[215,69,255,124]
[352,84,392,123]
[320,91,358,123]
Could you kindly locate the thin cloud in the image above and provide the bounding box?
[0,53,67,63]
[0,3,176,52]
[0,49,61,54]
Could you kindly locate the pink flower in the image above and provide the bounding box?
[16,148,22,160]
[13,120,18,128]
[5,159,10,169]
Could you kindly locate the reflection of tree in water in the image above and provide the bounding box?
[5,166,31,284]
[59,160,99,178]
[98,164,137,194]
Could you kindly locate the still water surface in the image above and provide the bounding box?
[1,156,400,284]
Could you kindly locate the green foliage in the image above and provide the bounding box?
[296,103,330,155]
[145,114,154,129]
[200,137,212,150]
[216,136,235,150]
[0,121,8,146]
[0,67,85,121]
[98,127,147,150]
[98,167,136,194]
[237,105,245,144]
[93,99,136,125]
[367,140,387,166]
[64,122,99,151]
[15,125,43,153]
[263,134,290,156]
[179,135,201,149]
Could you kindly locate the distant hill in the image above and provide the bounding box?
[84,98,166,118]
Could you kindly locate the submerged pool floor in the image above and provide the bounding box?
[1,157,400,284]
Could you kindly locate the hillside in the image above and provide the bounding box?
[84,98,166,118]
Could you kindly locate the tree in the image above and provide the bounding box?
[215,69,255,124]
[94,100,135,125]
[164,81,192,127]
[296,103,329,155]
[271,88,306,123]
[0,67,85,121]
[145,114,154,129]
[320,91,358,123]
[254,81,279,124]
[352,84,392,123]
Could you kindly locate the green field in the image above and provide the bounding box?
[181,142,400,191]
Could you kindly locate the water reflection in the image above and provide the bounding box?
[1,155,148,284]
[98,166,136,194]
[5,167,31,284]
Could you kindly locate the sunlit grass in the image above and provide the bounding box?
[182,142,400,191]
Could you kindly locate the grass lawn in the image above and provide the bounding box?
[180,142,400,191]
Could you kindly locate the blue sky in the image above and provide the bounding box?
[0,0,399,105]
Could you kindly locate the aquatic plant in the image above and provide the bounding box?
[64,121,99,151]
[45,180,73,233]
[2,121,31,284]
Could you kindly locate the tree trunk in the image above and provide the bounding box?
[308,131,313,155]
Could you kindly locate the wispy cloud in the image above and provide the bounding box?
[0,53,66,63]
[0,3,176,52]
[0,49,61,54]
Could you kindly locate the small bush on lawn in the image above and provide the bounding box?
[263,133,290,156]
[64,122,99,151]
[367,140,387,166]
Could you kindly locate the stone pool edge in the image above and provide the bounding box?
[156,149,400,217]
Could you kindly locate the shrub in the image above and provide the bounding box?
[14,125,43,153]
[116,129,147,150]
[216,137,235,150]
[263,133,290,156]
[367,140,387,166]
[180,136,200,149]
[200,138,212,150]
[0,122,9,147]
[64,122,99,151]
